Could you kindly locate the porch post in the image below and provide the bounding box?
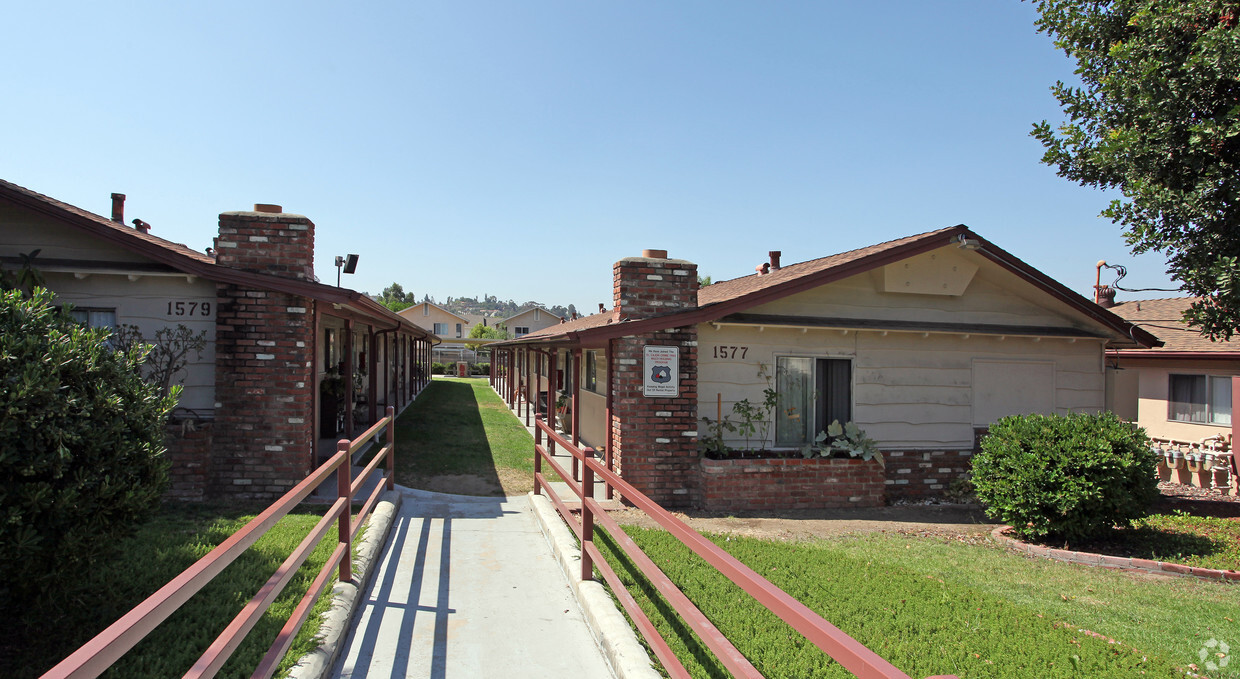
[344,319,354,437]
[572,348,582,449]
[369,326,378,427]
[549,350,559,431]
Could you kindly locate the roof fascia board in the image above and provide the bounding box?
[717,313,1109,340]
[967,235,1163,348]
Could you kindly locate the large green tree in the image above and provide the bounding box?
[377,282,417,312]
[1030,0,1240,338]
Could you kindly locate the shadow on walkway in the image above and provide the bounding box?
[332,489,614,678]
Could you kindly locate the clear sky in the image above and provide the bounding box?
[1,1,1181,312]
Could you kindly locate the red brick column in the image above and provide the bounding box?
[209,207,317,500]
[607,249,700,507]
[609,330,699,507]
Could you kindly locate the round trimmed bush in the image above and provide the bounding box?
[972,412,1158,544]
[0,288,175,608]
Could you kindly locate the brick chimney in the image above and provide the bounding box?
[110,193,125,224]
[214,204,315,280]
[612,249,698,321]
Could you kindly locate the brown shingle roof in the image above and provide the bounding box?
[0,178,216,265]
[1110,297,1240,353]
[504,225,1160,349]
[0,178,435,339]
[697,227,963,307]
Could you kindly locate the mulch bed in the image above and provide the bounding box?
[1152,481,1240,519]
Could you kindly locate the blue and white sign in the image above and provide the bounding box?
[643,345,679,397]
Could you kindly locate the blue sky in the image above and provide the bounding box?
[1,1,1179,311]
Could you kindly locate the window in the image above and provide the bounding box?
[1169,374,1232,425]
[514,326,530,338]
[68,307,117,330]
[433,322,449,335]
[455,323,462,338]
[585,351,598,392]
[774,356,851,447]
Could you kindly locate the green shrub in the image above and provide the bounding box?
[471,362,490,375]
[0,288,176,609]
[972,412,1158,544]
[431,362,447,375]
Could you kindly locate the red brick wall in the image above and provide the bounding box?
[610,331,699,507]
[211,284,316,499]
[612,254,698,319]
[164,423,214,502]
[609,251,700,507]
[883,450,973,501]
[700,457,885,511]
[214,210,315,281]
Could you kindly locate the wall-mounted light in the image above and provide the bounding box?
[956,234,982,251]
[335,254,359,287]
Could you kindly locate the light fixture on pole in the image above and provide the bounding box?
[335,254,359,287]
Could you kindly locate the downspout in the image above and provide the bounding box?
[605,339,614,500]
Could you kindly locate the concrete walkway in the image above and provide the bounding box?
[329,488,618,679]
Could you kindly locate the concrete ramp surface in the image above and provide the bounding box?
[332,488,616,678]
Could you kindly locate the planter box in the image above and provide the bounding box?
[699,456,884,512]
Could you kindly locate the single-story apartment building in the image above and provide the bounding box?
[0,178,437,501]
[492,226,1160,510]
[1106,295,1238,494]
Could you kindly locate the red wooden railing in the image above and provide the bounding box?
[43,406,399,679]
[532,415,957,679]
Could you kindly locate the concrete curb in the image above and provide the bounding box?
[288,489,404,679]
[991,525,1240,583]
[529,492,661,679]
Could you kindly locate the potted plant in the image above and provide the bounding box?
[801,420,885,468]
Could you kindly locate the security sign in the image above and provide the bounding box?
[643,345,679,397]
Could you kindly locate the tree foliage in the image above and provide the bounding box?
[1030,0,1240,338]
[465,322,509,350]
[378,282,417,312]
[0,288,176,608]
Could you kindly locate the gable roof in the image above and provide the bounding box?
[502,306,563,324]
[0,178,432,338]
[505,225,1160,349]
[397,301,470,323]
[1110,297,1240,355]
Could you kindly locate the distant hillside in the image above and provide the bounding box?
[372,284,580,319]
[436,294,576,320]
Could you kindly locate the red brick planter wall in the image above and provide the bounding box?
[164,423,214,502]
[699,457,884,512]
[883,450,972,501]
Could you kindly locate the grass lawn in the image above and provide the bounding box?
[12,502,342,679]
[597,526,1240,679]
[386,377,556,495]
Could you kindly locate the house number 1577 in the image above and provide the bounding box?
[712,345,748,359]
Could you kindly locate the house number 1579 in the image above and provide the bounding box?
[167,301,211,317]
[712,345,748,359]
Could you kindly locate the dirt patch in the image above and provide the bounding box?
[608,503,998,543]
